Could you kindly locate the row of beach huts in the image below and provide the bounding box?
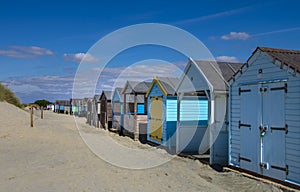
[52,47,300,187]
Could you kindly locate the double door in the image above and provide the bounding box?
[239,82,287,180]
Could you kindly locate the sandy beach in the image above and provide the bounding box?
[0,102,286,192]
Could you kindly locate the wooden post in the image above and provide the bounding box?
[134,93,138,141]
[120,93,126,136]
[30,106,33,127]
[40,106,43,119]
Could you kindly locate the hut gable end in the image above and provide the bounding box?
[229,46,300,186]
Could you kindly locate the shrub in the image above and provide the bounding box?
[0,83,23,108]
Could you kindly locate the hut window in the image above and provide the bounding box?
[166,99,177,121]
[180,98,209,126]
[137,104,145,114]
[126,103,145,115]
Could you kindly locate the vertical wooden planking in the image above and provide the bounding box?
[134,93,138,140]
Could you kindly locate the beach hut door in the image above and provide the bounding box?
[239,84,260,173]
[260,82,286,180]
[150,97,163,142]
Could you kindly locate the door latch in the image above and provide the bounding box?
[259,125,268,137]
[260,162,269,170]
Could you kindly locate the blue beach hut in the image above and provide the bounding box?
[229,47,300,186]
[146,76,180,152]
[112,88,124,132]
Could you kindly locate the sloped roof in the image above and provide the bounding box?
[257,47,300,72]
[93,94,100,101]
[113,88,123,102]
[116,88,123,94]
[122,81,152,94]
[113,87,144,103]
[157,77,180,95]
[126,95,145,103]
[194,60,242,91]
[146,76,180,97]
[100,91,113,100]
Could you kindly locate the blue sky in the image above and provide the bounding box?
[1,0,300,103]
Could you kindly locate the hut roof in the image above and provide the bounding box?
[146,76,180,97]
[230,46,300,82]
[100,91,113,100]
[113,87,144,103]
[116,88,123,94]
[257,47,300,72]
[122,81,151,94]
[113,88,123,102]
[93,94,101,101]
[194,60,242,91]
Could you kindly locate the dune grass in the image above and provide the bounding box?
[0,83,22,108]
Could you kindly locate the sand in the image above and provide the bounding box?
[0,102,286,192]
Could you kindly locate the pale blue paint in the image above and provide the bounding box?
[229,50,300,185]
[166,99,177,121]
[179,98,208,125]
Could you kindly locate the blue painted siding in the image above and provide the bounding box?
[166,97,177,150]
[229,50,300,185]
[166,121,177,148]
[147,82,177,151]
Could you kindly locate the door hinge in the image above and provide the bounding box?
[238,154,251,162]
[238,88,251,95]
[239,121,251,129]
[271,165,289,175]
[270,124,288,134]
[270,83,287,93]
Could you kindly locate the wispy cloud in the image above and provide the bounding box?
[63,53,99,64]
[216,56,239,63]
[3,62,187,103]
[220,27,300,41]
[252,27,300,37]
[95,62,185,92]
[221,32,250,40]
[0,46,54,58]
[3,76,75,103]
[172,6,253,25]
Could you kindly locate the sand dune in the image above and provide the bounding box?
[0,102,284,192]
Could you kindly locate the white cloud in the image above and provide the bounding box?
[63,53,99,64]
[3,76,75,103]
[3,61,186,103]
[221,32,250,40]
[98,62,184,91]
[0,46,54,58]
[216,56,239,63]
